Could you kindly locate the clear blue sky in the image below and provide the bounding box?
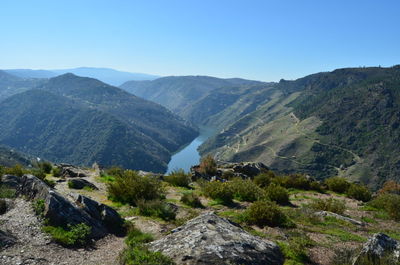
[1,0,399,81]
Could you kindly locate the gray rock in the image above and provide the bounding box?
[353,233,400,265]
[68,178,98,190]
[58,164,88,178]
[314,211,365,226]
[4,174,123,239]
[233,162,269,177]
[149,212,284,265]
[1,175,21,189]
[0,230,16,249]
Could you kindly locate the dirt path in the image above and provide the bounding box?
[0,198,125,265]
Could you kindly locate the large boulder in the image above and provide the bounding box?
[352,233,400,265]
[68,178,98,190]
[3,174,123,239]
[58,164,88,178]
[149,212,284,265]
[232,162,269,178]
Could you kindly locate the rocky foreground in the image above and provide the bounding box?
[2,163,400,265]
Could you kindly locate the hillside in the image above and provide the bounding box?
[0,145,33,167]
[0,89,174,171]
[0,70,46,101]
[200,66,400,188]
[38,74,197,153]
[120,76,264,125]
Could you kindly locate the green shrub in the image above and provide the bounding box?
[136,200,176,221]
[265,184,289,204]
[229,177,264,202]
[52,167,62,178]
[38,161,52,174]
[3,164,25,177]
[180,192,203,208]
[310,181,324,192]
[308,198,346,214]
[108,170,165,206]
[244,200,288,227]
[368,193,400,221]
[254,171,275,187]
[199,180,233,205]
[0,186,16,198]
[30,168,46,180]
[33,199,45,216]
[164,169,191,188]
[278,232,315,264]
[0,199,6,215]
[43,223,91,247]
[198,155,217,176]
[221,170,235,180]
[105,166,125,177]
[282,174,311,190]
[119,225,174,265]
[346,184,372,202]
[325,177,350,193]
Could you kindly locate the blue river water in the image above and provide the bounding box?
[166,127,216,174]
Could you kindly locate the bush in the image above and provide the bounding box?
[0,199,6,215]
[105,166,125,178]
[244,200,288,228]
[229,177,264,202]
[378,180,400,195]
[136,200,176,221]
[308,198,346,214]
[282,174,311,190]
[43,223,91,247]
[180,192,203,208]
[265,184,289,204]
[33,199,45,216]
[3,164,25,177]
[38,161,52,174]
[30,168,46,180]
[119,225,174,265]
[164,169,191,188]
[198,155,217,176]
[310,181,324,192]
[107,170,165,206]
[199,180,233,205]
[368,193,400,221]
[254,171,274,187]
[52,167,62,178]
[325,177,350,193]
[346,184,372,202]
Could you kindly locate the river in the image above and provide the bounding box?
[166,127,216,174]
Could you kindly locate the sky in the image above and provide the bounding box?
[1,0,399,81]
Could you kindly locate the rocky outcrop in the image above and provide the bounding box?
[191,162,269,181]
[314,211,365,226]
[0,230,16,249]
[232,162,269,177]
[352,233,400,265]
[58,164,88,178]
[2,174,123,239]
[68,178,98,190]
[149,212,284,265]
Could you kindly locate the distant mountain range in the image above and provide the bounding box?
[0,73,197,172]
[122,66,400,188]
[5,67,159,86]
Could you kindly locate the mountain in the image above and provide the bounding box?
[0,145,33,167]
[5,69,58,78]
[200,66,400,188]
[0,89,176,172]
[0,74,197,172]
[52,67,159,86]
[0,70,46,101]
[120,75,265,126]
